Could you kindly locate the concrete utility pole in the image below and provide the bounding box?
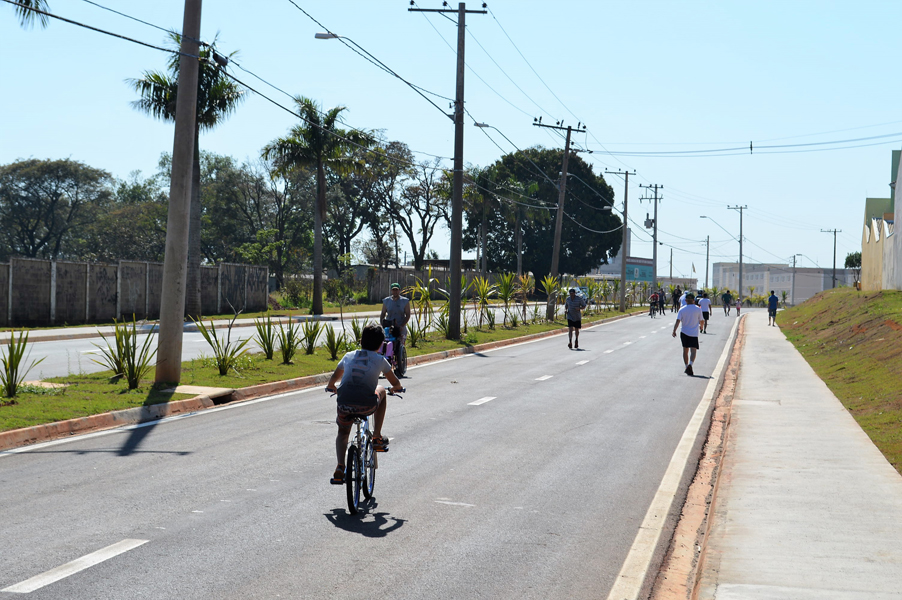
[704,235,710,290]
[607,169,636,311]
[821,228,842,288]
[155,0,202,385]
[791,254,802,306]
[639,183,662,291]
[533,120,585,319]
[728,205,747,299]
[410,2,485,340]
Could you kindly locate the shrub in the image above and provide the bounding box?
[301,320,324,355]
[94,316,156,389]
[323,326,346,360]
[1,330,45,398]
[277,319,301,364]
[193,315,251,376]
[254,315,277,360]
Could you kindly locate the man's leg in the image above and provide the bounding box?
[682,346,690,366]
[568,326,573,348]
[689,347,697,365]
[574,323,580,347]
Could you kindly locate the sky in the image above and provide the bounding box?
[2,0,901,282]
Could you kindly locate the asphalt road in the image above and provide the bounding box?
[0,310,736,599]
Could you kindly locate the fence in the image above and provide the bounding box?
[0,258,268,326]
[367,267,505,303]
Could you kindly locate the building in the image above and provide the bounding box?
[712,262,856,304]
[591,228,656,283]
[860,150,898,291]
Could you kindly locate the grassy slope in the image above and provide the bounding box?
[781,288,902,474]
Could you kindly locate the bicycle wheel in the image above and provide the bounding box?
[363,437,376,499]
[345,445,361,515]
[394,344,407,377]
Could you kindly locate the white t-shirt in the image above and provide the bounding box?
[698,298,712,313]
[677,304,703,337]
[337,349,392,393]
[680,293,688,307]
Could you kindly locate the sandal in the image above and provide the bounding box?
[330,465,345,485]
[373,436,390,453]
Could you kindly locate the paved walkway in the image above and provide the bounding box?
[697,315,902,599]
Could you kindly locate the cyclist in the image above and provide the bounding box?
[326,324,403,485]
[379,282,410,347]
[648,291,659,317]
[721,290,733,316]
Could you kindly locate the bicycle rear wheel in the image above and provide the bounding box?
[345,445,361,515]
[363,438,376,499]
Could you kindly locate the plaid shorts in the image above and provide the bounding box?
[336,400,379,428]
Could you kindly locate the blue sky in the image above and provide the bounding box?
[3,0,900,280]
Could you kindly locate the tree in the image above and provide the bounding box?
[367,141,415,268]
[0,159,112,260]
[10,0,49,28]
[845,251,861,284]
[262,96,373,315]
[129,34,245,318]
[388,158,450,271]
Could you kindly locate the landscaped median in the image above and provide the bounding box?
[0,309,643,451]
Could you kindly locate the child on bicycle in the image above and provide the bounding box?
[326,323,403,485]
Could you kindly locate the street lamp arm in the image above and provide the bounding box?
[700,215,739,242]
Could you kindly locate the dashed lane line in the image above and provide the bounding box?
[576,360,590,365]
[468,396,496,406]
[535,375,553,381]
[2,539,148,594]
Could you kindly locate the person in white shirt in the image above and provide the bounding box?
[697,292,712,334]
[672,292,703,376]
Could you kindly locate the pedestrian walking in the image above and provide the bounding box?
[565,288,587,349]
[735,297,742,317]
[768,290,779,326]
[672,292,703,376]
[671,287,682,313]
[698,292,712,333]
[721,290,733,316]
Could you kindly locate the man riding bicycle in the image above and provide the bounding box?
[326,324,403,485]
[648,291,659,316]
[379,282,411,347]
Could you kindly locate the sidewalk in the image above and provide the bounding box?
[697,316,902,599]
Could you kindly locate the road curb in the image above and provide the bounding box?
[0,311,640,452]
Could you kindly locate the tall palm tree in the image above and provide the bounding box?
[129,33,245,318]
[263,96,372,315]
[12,0,49,28]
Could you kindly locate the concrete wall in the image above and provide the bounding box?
[861,219,887,291]
[0,259,268,326]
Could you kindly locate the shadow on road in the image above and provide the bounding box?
[116,390,180,457]
[324,502,407,537]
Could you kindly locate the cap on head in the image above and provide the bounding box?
[569,288,576,293]
[390,283,400,290]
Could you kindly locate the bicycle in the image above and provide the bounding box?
[648,299,658,318]
[380,325,407,378]
[333,388,405,515]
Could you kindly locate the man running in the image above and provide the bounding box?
[721,290,733,316]
[698,292,712,334]
[565,288,587,348]
[768,290,779,326]
[672,292,703,376]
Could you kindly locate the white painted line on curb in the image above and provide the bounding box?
[468,396,496,406]
[605,315,740,600]
[2,539,148,594]
[576,360,590,365]
[535,375,553,381]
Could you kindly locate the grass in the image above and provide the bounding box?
[0,308,645,434]
[781,287,902,474]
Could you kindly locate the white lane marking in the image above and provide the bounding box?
[2,539,148,594]
[192,510,203,513]
[623,341,632,346]
[604,349,614,354]
[606,315,740,600]
[468,396,496,406]
[435,500,475,507]
[650,330,657,334]
[639,336,646,339]
[535,375,553,381]
[576,360,590,365]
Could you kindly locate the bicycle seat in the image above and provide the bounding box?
[344,414,370,422]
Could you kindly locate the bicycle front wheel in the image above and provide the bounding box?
[346,445,361,515]
[394,344,407,377]
[363,438,376,499]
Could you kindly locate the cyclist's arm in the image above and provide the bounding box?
[385,369,403,393]
[326,366,344,393]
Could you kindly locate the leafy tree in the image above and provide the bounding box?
[10,0,49,28]
[365,141,415,268]
[845,251,861,283]
[0,159,112,260]
[129,33,246,318]
[387,158,450,271]
[262,96,373,314]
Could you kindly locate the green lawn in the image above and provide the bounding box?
[0,307,641,433]
[781,288,902,474]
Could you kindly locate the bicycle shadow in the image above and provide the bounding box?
[324,502,407,537]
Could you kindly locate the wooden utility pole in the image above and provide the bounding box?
[821,228,842,288]
[607,169,636,311]
[409,2,485,339]
[155,0,202,384]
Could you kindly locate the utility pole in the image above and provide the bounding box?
[791,254,802,306]
[821,229,842,288]
[639,183,662,291]
[409,2,485,339]
[704,235,710,290]
[533,120,586,319]
[607,169,636,311]
[670,248,673,279]
[728,205,747,299]
[155,0,202,385]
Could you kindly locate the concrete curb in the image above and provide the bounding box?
[0,311,640,452]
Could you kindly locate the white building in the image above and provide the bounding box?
[712,262,856,305]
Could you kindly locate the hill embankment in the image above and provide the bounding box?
[781,288,902,474]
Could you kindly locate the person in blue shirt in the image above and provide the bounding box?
[768,290,780,327]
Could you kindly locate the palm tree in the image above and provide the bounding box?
[11,0,49,28]
[263,96,373,315]
[129,34,245,318]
